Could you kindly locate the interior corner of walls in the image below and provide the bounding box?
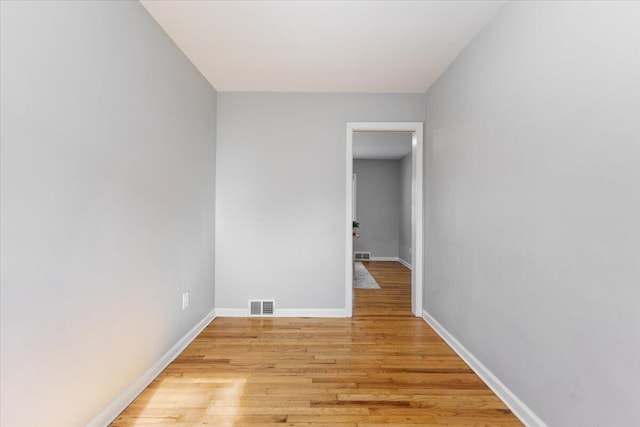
[397,258,412,270]
[421,310,548,427]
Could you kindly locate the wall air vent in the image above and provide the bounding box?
[354,252,371,261]
[248,299,275,316]
[250,300,262,316]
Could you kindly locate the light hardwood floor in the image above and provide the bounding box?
[112,261,522,426]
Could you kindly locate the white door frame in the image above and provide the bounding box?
[345,122,423,317]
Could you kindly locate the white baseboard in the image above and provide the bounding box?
[367,256,412,270]
[421,310,548,427]
[88,309,217,427]
[397,258,412,270]
[216,308,349,318]
[370,256,398,261]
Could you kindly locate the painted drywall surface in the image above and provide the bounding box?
[399,154,412,265]
[424,1,640,425]
[0,2,216,426]
[216,93,424,310]
[353,160,401,258]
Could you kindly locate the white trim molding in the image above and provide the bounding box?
[397,258,412,270]
[346,126,354,317]
[216,308,349,318]
[88,309,217,427]
[422,310,548,427]
[368,256,412,271]
[346,122,423,317]
[370,256,398,262]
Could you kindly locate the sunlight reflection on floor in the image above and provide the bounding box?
[129,375,247,426]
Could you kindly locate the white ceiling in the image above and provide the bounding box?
[140,0,504,93]
[353,132,412,160]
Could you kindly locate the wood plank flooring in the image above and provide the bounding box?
[112,261,522,426]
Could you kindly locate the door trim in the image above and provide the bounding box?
[345,122,423,317]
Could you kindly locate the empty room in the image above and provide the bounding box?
[1,1,638,426]
[352,130,416,313]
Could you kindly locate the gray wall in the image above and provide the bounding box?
[216,93,424,311]
[353,160,401,258]
[424,1,640,426]
[399,154,412,265]
[0,2,217,426]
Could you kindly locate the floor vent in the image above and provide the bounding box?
[354,252,371,261]
[249,299,275,316]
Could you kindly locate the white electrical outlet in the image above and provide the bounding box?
[182,292,190,310]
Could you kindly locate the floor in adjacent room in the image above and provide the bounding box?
[112,261,522,426]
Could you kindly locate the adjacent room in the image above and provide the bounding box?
[352,131,414,303]
[352,131,413,268]
[1,1,638,426]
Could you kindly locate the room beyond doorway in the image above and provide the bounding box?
[345,122,424,318]
[353,133,412,267]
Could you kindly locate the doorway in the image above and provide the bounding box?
[345,122,423,317]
